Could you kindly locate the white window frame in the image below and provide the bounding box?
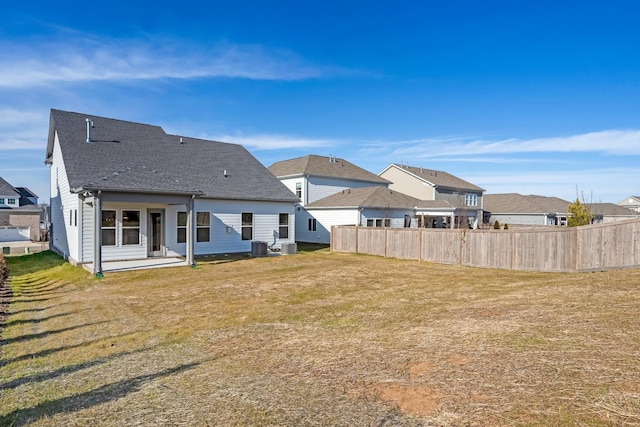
[122,210,141,246]
[308,218,316,232]
[465,193,478,207]
[279,213,289,239]
[242,212,253,240]
[102,210,117,246]
[196,211,210,242]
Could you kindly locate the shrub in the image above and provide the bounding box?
[493,220,500,230]
[504,224,509,230]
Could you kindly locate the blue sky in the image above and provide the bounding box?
[1,1,639,204]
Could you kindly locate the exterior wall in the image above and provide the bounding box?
[359,207,416,228]
[489,213,551,227]
[278,177,304,204]
[380,167,435,200]
[8,212,41,241]
[618,197,640,213]
[0,195,19,208]
[307,176,387,204]
[166,199,296,256]
[49,131,79,260]
[298,207,359,244]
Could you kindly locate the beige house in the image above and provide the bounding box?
[618,196,640,214]
[378,164,484,228]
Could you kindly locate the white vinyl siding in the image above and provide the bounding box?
[307,176,387,205]
[49,131,79,261]
[296,207,359,244]
[165,199,295,256]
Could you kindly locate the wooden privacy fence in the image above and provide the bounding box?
[331,219,640,272]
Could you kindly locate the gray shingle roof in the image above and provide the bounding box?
[388,164,485,192]
[587,203,638,216]
[45,109,298,202]
[0,177,20,197]
[484,193,571,214]
[269,155,390,184]
[305,186,452,210]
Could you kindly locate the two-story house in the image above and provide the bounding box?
[378,164,485,228]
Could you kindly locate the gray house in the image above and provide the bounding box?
[378,164,485,228]
[301,187,456,243]
[484,193,571,227]
[46,109,298,275]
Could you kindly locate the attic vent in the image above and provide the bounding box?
[86,118,94,143]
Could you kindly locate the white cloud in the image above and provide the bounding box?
[0,108,49,150]
[388,130,640,158]
[0,37,345,88]
[207,133,337,150]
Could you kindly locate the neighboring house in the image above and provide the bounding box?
[587,203,639,223]
[378,164,485,228]
[617,196,640,214]
[484,193,571,227]
[0,177,41,241]
[15,187,39,206]
[45,109,298,275]
[299,186,456,243]
[269,154,390,243]
[268,154,390,206]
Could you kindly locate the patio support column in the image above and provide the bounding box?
[93,191,103,277]
[450,212,455,229]
[186,195,195,266]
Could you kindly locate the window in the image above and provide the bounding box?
[8,198,16,205]
[74,209,77,226]
[122,210,140,245]
[102,210,116,246]
[70,209,73,226]
[295,182,302,199]
[242,213,253,240]
[196,211,210,242]
[279,213,289,239]
[367,218,390,227]
[465,193,478,207]
[0,198,4,205]
[308,218,317,231]
[177,212,187,243]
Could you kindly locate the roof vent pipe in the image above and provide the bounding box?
[86,118,94,143]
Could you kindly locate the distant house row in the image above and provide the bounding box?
[0,176,43,242]
[44,110,638,273]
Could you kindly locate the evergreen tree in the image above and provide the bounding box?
[567,199,593,227]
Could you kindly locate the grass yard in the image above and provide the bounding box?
[1,248,639,426]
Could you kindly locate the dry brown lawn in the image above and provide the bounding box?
[1,248,639,426]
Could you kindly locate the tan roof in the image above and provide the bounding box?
[306,186,431,209]
[269,155,389,184]
[387,164,484,192]
[484,193,571,214]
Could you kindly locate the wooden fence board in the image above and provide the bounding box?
[331,219,640,272]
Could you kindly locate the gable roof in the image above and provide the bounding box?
[484,193,571,214]
[268,155,389,184]
[305,186,453,210]
[45,109,298,203]
[15,187,38,199]
[0,177,20,197]
[381,164,484,192]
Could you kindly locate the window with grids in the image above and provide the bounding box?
[177,212,187,243]
[241,213,253,240]
[308,218,316,231]
[196,211,210,242]
[122,210,140,245]
[465,193,478,206]
[295,182,302,199]
[102,210,117,246]
[279,213,289,239]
